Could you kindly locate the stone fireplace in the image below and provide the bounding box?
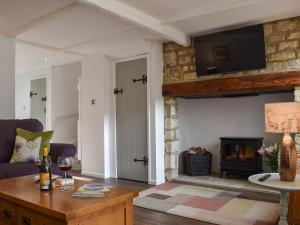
[164,97,180,180]
[163,16,300,181]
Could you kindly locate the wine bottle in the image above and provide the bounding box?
[40,147,52,191]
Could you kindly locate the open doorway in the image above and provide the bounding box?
[30,77,47,128]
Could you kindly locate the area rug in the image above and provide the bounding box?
[133,183,279,225]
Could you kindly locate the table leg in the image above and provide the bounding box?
[278,191,289,225]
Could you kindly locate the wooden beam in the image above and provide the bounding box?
[78,0,191,47]
[162,71,300,98]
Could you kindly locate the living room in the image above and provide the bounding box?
[0,0,300,225]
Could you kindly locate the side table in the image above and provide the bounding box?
[249,173,300,225]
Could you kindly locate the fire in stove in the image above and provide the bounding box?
[226,149,254,160]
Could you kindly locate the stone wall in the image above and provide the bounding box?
[164,97,179,180]
[164,16,300,84]
[164,16,300,180]
[294,88,300,169]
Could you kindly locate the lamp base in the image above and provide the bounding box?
[280,133,297,182]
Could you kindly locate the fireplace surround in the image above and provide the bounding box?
[163,16,300,181]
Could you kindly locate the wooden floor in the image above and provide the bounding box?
[71,172,279,225]
[134,207,212,225]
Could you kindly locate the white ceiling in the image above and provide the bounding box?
[173,0,300,35]
[0,0,74,36]
[18,4,135,49]
[68,28,162,57]
[0,0,299,73]
[118,0,235,23]
[117,0,300,35]
[16,42,81,74]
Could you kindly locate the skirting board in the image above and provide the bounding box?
[148,178,165,185]
[82,171,165,185]
[81,171,108,179]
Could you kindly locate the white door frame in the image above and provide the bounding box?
[77,76,83,161]
[28,68,52,130]
[112,54,152,183]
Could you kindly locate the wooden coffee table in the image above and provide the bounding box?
[0,175,138,225]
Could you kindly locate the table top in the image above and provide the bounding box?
[0,175,138,221]
[249,173,300,191]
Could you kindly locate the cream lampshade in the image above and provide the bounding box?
[265,102,300,182]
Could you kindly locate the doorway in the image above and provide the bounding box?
[115,58,148,182]
[30,78,47,128]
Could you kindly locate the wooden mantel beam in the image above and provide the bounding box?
[78,0,191,47]
[162,71,300,98]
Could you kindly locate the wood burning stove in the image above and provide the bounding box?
[220,137,263,178]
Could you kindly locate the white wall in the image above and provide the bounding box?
[148,42,165,184]
[51,62,81,144]
[81,52,112,178]
[15,73,30,119]
[177,92,294,173]
[0,38,15,119]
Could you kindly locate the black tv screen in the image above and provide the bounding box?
[194,24,266,76]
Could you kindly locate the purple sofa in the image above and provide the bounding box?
[0,119,77,179]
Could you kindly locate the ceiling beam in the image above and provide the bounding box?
[61,27,137,51]
[78,0,191,47]
[17,39,85,57]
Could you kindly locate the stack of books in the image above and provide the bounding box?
[72,183,113,198]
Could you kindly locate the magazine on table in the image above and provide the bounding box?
[72,183,113,198]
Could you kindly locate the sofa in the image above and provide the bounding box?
[0,119,77,179]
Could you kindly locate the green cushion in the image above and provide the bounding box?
[16,128,54,158]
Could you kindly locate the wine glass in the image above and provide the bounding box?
[57,156,73,189]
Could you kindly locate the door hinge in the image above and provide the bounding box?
[133,74,147,84]
[134,156,148,166]
[114,88,123,95]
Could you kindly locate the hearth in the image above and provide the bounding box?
[220,137,263,178]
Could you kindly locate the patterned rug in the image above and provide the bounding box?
[133,183,279,225]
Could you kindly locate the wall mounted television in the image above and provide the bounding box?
[194,24,266,76]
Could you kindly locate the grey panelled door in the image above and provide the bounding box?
[30,78,47,128]
[116,58,148,182]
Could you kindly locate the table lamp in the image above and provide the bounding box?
[265,102,300,182]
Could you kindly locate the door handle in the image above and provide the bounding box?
[22,216,31,225]
[134,156,148,166]
[3,208,11,218]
